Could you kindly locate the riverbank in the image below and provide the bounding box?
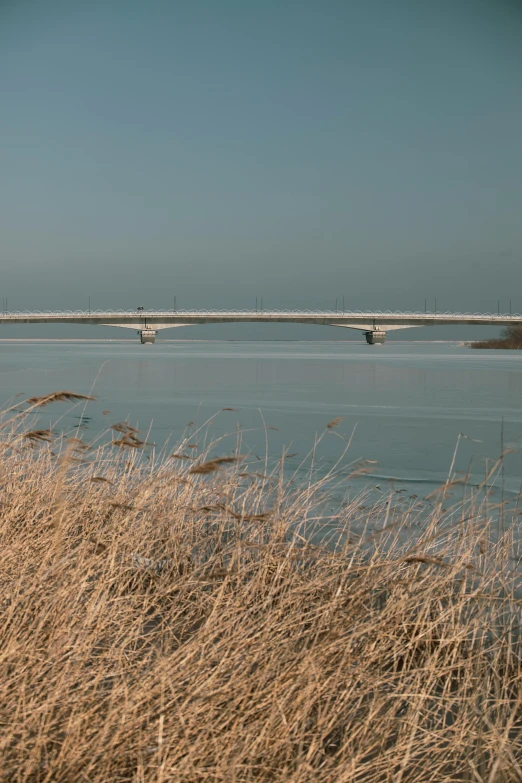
[1,394,521,781]
[471,325,522,349]
[471,338,522,349]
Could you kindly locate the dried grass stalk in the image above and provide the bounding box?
[0,402,520,782]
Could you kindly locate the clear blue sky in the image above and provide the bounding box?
[1,0,521,338]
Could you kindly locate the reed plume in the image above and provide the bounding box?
[189,456,240,474]
[26,391,95,407]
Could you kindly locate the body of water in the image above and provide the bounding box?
[1,340,521,499]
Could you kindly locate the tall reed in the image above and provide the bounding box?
[0,396,520,782]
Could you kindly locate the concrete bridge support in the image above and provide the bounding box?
[364,330,386,345]
[138,329,158,344]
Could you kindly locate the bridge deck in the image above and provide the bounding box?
[0,310,519,344]
[0,309,520,326]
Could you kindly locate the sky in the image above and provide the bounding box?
[0,0,521,340]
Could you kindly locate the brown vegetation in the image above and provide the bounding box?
[0,397,521,781]
[471,324,522,349]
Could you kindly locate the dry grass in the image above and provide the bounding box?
[0,398,521,782]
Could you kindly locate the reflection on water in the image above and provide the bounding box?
[0,340,521,496]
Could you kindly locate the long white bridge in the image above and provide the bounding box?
[0,309,520,344]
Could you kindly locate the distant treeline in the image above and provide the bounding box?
[471,324,522,349]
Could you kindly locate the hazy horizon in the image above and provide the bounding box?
[1,0,521,340]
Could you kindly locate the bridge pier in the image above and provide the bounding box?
[364,330,386,345]
[138,329,158,344]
